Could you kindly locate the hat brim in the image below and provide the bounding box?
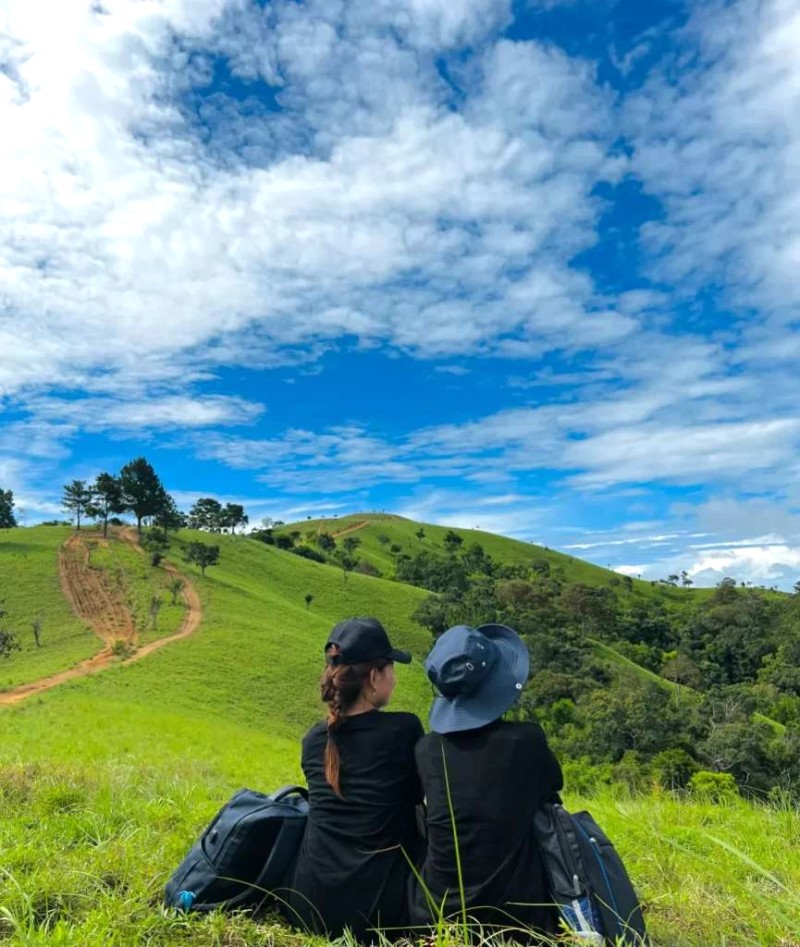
[428,624,529,734]
[388,648,412,664]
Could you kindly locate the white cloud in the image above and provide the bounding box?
[0,0,618,404]
[581,496,800,590]
[192,352,800,495]
[628,0,800,326]
[564,418,800,487]
[688,545,800,586]
[564,533,684,551]
[30,395,264,432]
[395,488,546,539]
[614,564,645,577]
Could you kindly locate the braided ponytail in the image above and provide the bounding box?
[320,646,388,797]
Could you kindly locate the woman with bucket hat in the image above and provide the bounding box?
[409,623,563,942]
[284,617,425,942]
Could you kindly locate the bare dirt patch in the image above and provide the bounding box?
[331,520,369,539]
[60,533,136,646]
[0,532,202,706]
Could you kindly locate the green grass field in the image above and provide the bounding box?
[3,716,800,947]
[2,521,799,945]
[0,527,97,691]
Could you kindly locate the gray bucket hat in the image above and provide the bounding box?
[425,623,529,734]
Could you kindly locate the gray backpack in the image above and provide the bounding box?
[165,785,309,913]
[533,802,648,946]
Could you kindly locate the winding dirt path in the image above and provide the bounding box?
[60,533,136,645]
[0,532,202,706]
[331,520,369,539]
[131,561,202,660]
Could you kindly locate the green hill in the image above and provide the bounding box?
[1,521,799,945]
[283,512,713,606]
[1,525,432,723]
[284,513,790,737]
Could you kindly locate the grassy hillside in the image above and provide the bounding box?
[2,721,799,946]
[287,513,712,606]
[0,527,96,690]
[1,527,432,728]
[2,521,799,945]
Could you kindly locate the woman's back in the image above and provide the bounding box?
[288,710,423,938]
[300,709,423,870]
[411,720,562,937]
[283,616,423,941]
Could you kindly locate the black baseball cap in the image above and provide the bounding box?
[325,617,411,666]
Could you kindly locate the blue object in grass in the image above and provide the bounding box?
[178,890,195,912]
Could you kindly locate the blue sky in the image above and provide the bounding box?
[2,0,800,588]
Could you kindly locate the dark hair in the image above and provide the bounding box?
[321,647,389,797]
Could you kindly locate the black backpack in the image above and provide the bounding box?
[533,802,648,946]
[165,785,309,913]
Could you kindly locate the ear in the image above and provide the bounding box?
[369,666,383,689]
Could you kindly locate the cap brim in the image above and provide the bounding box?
[387,648,412,664]
[428,624,529,734]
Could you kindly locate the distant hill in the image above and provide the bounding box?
[280,511,711,606]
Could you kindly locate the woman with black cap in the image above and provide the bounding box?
[284,617,424,942]
[409,623,563,943]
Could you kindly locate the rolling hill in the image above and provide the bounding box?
[284,512,710,605]
[1,520,799,946]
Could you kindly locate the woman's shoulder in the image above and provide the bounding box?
[379,710,424,735]
[496,719,550,745]
[302,720,329,746]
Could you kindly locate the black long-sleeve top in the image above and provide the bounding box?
[409,719,563,940]
[285,710,424,941]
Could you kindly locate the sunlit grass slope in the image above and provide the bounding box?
[3,528,432,733]
[288,513,714,606]
[1,739,799,947]
[0,527,96,691]
[0,527,431,714]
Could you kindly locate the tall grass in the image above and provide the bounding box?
[3,754,799,946]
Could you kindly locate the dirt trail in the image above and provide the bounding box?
[0,532,202,707]
[331,520,369,539]
[60,533,136,645]
[118,525,144,554]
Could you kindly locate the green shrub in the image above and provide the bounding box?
[689,770,739,802]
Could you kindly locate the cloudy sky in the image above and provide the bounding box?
[2,0,799,588]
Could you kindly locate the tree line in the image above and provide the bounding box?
[0,459,253,539]
[60,458,184,536]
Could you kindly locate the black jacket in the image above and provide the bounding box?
[409,720,563,941]
[285,710,424,940]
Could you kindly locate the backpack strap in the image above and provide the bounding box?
[269,785,309,802]
[249,791,309,896]
[189,787,309,912]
